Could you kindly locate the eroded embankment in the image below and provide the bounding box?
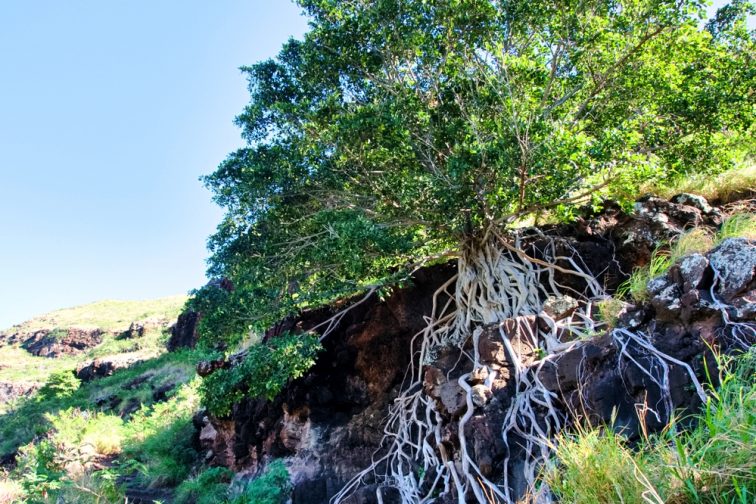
[197,195,754,504]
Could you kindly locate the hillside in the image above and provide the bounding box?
[0,296,187,405]
[1,296,187,335]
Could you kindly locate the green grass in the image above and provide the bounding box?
[47,408,125,456]
[175,467,234,504]
[664,351,756,503]
[0,346,76,387]
[230,460,291,504]
[0,295,187,404]
[618,211,755,303]
[4,349,203,502]
[544,350,756,503]
[717,213,756,242]
[617,250,672,302]
[122,381,201,487]
[172,460,292,504]
[545,427,666,503]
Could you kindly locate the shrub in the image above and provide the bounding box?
[231,460,290,504]
[15,439,66,501]
[175,467,234,504]
[38,370,80,400]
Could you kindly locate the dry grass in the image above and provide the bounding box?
[642,163,755,203]
[670,228,714,263]
[0,476,23,504]
[1,295,187,334]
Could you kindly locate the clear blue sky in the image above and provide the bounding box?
[0,1,308,328]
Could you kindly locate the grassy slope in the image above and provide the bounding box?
[0,297,204,503]
[0,296,188,403]
[2,295,187,334]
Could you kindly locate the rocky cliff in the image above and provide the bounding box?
[196,196,754,504]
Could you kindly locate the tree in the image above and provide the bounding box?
[197,1,754,501]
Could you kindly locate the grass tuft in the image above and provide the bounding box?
[595,298,626,330]
[544,350,756,503]
[717,213,756,243]
[670,228,714,263]
[617,250,672,302]
[642,162,756,204]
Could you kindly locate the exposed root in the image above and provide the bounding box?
[708,268,756,350]
[612,327,707,425]
[330,231,747,504]
[331,231,606,504]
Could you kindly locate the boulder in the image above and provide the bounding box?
[22,327,103,357]
[75,356,141,382]
[708,238,756,302]
[167,311,201,351]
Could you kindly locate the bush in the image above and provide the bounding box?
[175,466,234,504]
[15,439,66,501]
[231,460,290,504]
[37,371,80,400]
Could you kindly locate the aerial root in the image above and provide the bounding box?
[331,232,606,504]
[330,231,751,504]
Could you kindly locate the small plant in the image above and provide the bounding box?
[175,466,234,504]
[595,298,625,330]
[15,439,67,501]
[617,251,671,302]
[38,370,81,400]
[717,213,756,243]
[230,460,291,504]
[53,468,125,504]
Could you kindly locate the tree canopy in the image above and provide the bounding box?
[194,0,755,344]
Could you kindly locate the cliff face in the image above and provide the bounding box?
[197,196,754,504]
